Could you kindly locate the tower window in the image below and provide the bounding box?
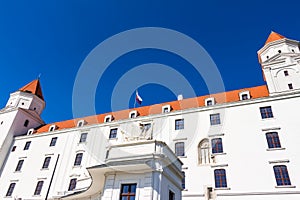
[175,142,185,156]
[50,137,57,146]
[266,132,281,149]
[210,113,221,125]
[6,183,16,197]
[288,83,293,90]
[278,50,282,53]
[34,181,44,195]
[24,141,31,150]
[120,183,137,200]
[292,49,295,53]
[169,190,175,200]
[109,128,118,139]
[267,56,269,59]
[24,120,29,127]
[15,159,24,171]
[273,165,291,186]
[211,138,223,154]
[42,157,51,169]
[260,106,273,119]
[214,169,227,188]
[284,70,289,76]
[68,178,77,191]
[175,119,184,130]
[74,153,83,166]
[79,133,88,143]
[11,146,16,152]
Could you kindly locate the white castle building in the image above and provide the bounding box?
[0,32,300,200]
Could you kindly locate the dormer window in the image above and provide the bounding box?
[129,110,138,119]
[104,115,113,123]
[239,91,250,100]
[49,125,57,132]
[27,128,35,135]
[205,97,215,106]
[162,105,171,113]
[77,120,86,127]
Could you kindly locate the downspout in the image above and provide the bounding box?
[45,154,60,200]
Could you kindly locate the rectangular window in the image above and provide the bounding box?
[6,183,16,197]
[74,153,83,166]
[15,160,24,171]
[120,183,137,200]
[210,114,221,125]
[79,133,88,143]
[42,157,51,169]
[214,169,227,188]
[284,70,289,76]
[175,142,185,156]
[68,178,77,191]
[175,119,184,130]
[169,190,175,200]
[266,132,281,148]
[109,128,118,139]
[24,141,31,150]
[34,181,44,195]
[260,106,273,119]
[50,137,57,146]
[182,171,186,190]
[273,165,291,186]
[288,83,293,90]
[211,138,223,154]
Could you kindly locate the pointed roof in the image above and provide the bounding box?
[265,31,285,45]
[19,79,44,100]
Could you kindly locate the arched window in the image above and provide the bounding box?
[198,139,210,165]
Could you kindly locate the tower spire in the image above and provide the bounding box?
[19,79,44,100]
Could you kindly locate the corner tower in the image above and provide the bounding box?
[258,31,300,95]
[0,79,45,174]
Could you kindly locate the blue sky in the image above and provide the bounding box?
[0,1,299,123]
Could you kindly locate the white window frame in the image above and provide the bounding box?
[104,115,113,123]
[205,97,215,106]
[129,110,138,119]
[162,105,171,113]
[239,91,250,100]
[49,125,57,132]
[77,119,86,127]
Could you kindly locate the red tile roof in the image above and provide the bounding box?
[265,31,285,45]
[35,85,269,134]
[19,79,44,100]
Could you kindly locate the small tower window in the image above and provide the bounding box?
[24,120,29,127]
[278,50,282,53]
[288,83,293,90]
[266,56,269,59]
[284,70,289,76]
[292,49,295,53]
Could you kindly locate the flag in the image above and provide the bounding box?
[135,90,143,105]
